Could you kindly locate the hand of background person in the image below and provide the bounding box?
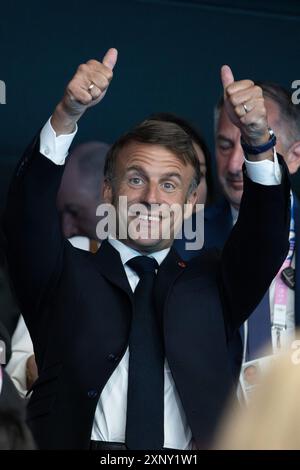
[26,354,38,391]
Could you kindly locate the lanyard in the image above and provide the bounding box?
[242,193,295,360]
[272,193,295,352]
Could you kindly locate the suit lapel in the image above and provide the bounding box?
[294,196,300,326]
[94,239,133,300]
[94,241,187,319]
[154,247,187,323]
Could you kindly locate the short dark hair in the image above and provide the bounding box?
[104,119,201,194]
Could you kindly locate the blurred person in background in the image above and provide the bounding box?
[208,82,300,386]
[0,231,36,397]
[214,346,300,450]
[0,366,36,449]
[0,316,35,449]
[57,141,109,243]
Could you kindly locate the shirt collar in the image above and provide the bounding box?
[108,237,170,267]
[230,205,239,226]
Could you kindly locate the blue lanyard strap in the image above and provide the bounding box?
[286,192,296,263]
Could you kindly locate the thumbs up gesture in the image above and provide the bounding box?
[221,65,271,156]
[52,48,118,135]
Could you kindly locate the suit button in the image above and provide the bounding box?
[87,390,98,399]
[108,353,118,362]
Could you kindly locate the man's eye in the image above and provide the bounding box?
[218,143,232,151]
[161,182,176,192]
[66,207,79,217]
[129,177,144,186]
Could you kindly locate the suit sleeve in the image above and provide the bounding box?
[2,136,67,326]
[220,155,291,336]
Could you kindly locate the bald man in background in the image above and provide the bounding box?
[57,141,109,242]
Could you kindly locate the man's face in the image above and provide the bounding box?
[57,166,102,240]
[59,196,99,240]
[215,98,286,209]
[103,142,197,252]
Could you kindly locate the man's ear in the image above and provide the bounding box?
[183,190,198,219]
[286,141,300,174]
[103,179,113,204]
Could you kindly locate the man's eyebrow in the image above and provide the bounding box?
[217,134,234,144]
[125,165,148,177]
[125,167,183,181]
[160,172,183,182]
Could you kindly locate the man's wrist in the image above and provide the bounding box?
[242,129,271,147]
[241,129,276,161]
[51,102,82,136]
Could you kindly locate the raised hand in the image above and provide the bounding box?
[221,65,270,150]
[51,48,118,135]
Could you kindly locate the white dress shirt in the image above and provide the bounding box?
[39,117,282,448]
[91,238,193,449]
[6,315,34,398]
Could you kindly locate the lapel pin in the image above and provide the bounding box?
[178,261,186,268]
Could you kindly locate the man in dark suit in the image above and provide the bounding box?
[3,49,290,449]
[0,290,35,449]
[197,82,300,385]
[0,232,20,343]
[0,365,36,450]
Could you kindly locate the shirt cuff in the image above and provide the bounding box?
[244,148,282,185]
[39,117,78,165]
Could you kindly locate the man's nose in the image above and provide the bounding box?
[61,213,78,239]
[141,182,161,205]
[227,144,244,175]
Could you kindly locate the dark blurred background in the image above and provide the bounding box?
[1,0,300,211]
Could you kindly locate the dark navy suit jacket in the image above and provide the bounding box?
[3,139,290,449]
[175,194,300,380]
[174,198,233,261]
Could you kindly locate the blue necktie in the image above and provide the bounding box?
[125,256,164,450]
[246,290,272,361]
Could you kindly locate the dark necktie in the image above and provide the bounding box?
[246,290,272,361]
[125,256,164,450]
